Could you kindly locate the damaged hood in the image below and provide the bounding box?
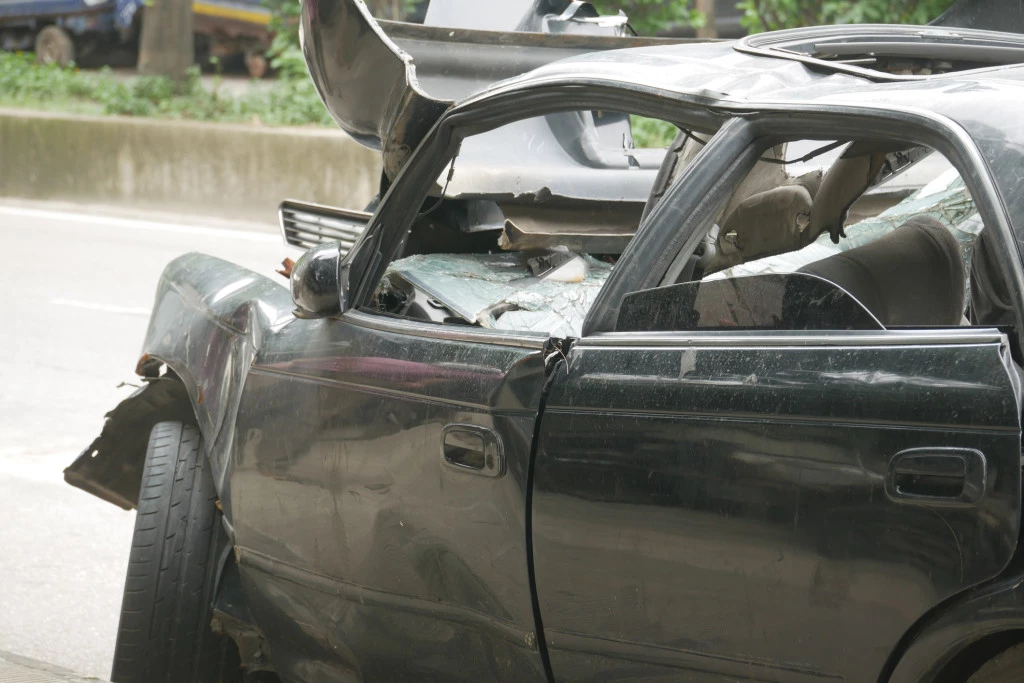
[300,0,688,179]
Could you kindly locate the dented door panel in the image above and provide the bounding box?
[63,253,296,513]
[229,312,550,681]
[532,331,1022,682]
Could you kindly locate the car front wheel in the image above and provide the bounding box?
[34,25,74,67]
[111,421,231,683]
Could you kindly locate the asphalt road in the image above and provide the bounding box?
[0,201,296,678]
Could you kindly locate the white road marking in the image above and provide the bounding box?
[0,204,280,242]
[0,448,79,486]
[51,298,151,316]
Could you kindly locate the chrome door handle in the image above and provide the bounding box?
[441,424,504,478]
[885,448,986,506]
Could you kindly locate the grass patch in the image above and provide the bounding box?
[0,51,332,126]
[0,51,685,148]
[631,115,679,148]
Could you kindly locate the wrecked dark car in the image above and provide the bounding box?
[66,0,1024,681]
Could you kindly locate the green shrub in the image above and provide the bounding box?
[0,1,959,129]
[0,51,331,126]
[738,0,957,33]
[590,0,701,35]
[631,116,679,148]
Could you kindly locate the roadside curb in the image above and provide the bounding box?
[0,108,381,225]
[0,651,107,682]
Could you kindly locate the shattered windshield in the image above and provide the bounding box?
[371,108,684,336]
[382,251,612,337]
[371,110,995,338]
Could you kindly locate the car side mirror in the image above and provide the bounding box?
[291,242,345,318]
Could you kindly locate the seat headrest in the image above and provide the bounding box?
[798,216,965,326]
[806,153,886,245]
[707,185,813,273]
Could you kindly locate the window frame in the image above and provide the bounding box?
[341,82,727,346]
[581,105,1024,354]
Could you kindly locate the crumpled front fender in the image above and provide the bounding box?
[65,253,293,518]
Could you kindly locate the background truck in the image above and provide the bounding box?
[0,0,272,76]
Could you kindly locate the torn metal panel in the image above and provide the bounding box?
[211,560,275,674]
[90,254,294,519]
[67,255,295,512]
[443,112,668,204]
[302,0,689,179]
[276,258,295,279]
[64,376,197,510]
[498,201,643,253]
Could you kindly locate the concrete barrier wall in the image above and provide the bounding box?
[0,108,382,224]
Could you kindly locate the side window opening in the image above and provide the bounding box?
[369,109,698,337]
[620,137,1005,333]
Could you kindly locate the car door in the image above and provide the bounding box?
[533,327,1021,682]
[228,312,551,681]
[530,131,1024,681]
[221,65,700,678]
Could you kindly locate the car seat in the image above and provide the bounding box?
[797,215,965,326]
[969,226,1015,326]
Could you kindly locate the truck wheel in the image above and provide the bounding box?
[35,25,74,67]
[111,422,229,683]
[967,643,1024,682]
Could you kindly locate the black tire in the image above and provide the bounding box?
[111,422,226,683]
[968,643,1024,682]
[35,25,75,67]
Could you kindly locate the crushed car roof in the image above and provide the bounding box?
[470,35,1024,243]
[466,22,1024,107]
[303,0,1024,239]
[301,0,690,179]
[469,34,1024,112]
[303,0,1024,182]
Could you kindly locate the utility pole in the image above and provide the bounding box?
[696,0,717,39]
[136,0,194,81]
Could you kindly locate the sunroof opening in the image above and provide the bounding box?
[736,26,1024,80]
